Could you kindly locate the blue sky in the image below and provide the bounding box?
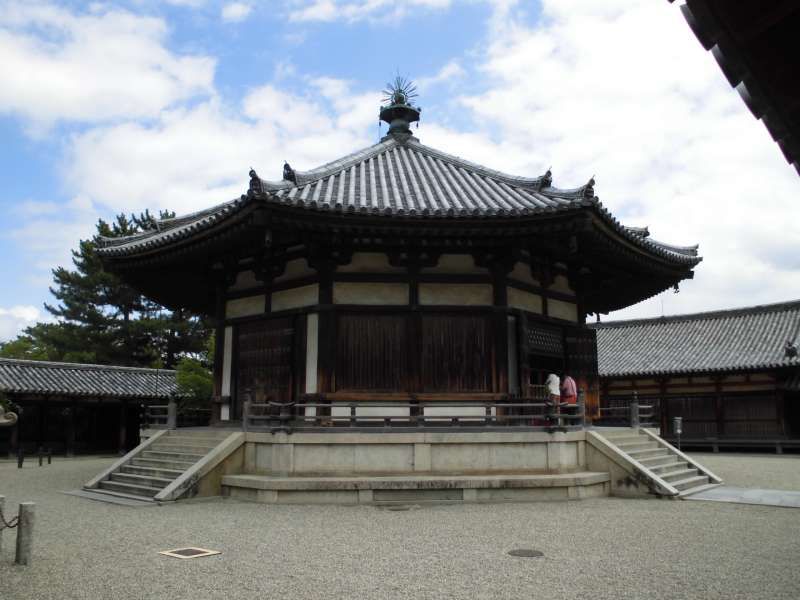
[1,0,799,340]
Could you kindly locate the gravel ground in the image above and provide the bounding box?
[1,456,799,600]
[688,452,800,490]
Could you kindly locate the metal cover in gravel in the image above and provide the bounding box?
[508,549,544,558]
[159,547,221,559]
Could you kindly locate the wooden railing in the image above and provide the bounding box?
[241,390,587,433]
[143,400,211,429]
[597,392,657,428]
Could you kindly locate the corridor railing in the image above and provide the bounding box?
[597,392,657,428]
[241,390,587,433]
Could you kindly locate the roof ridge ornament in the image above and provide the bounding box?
[380,75,421,141]
[540,168,552,190]
[249,168,263,194]
[283,161,297,184]
[583,176,596,199]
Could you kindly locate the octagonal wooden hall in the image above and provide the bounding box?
[97,80,701,428]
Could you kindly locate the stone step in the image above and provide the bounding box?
[149,443,216,454]
[660,468,699,483]
[167,431,231,440]
[649,461,689,475]
[597,429,638,439]
[111,472,173,489]
[614,442,657,452]
[608,435,646,445]
[670,475,710,492]
[79,487,156,504]
[119,464,184,479]
[130,457,196,470]
[679,482,722,498]
[626,448,670,459]
[141,449,206,462]
[165,435,228,444]
[99,479,161,498]
[637,455,680,468]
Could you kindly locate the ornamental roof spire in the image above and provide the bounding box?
[379,75,421,140]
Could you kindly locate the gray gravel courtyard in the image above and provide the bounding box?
[1,454,799,600]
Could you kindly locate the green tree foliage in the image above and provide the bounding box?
[175,332,214,408]
[1,211,211,369]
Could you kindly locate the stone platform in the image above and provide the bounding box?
[222,472,611,504]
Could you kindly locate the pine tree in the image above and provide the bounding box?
[2,211,211,368]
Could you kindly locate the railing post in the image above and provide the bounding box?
[630,392,640,429]
[167,397,177,430]
[0,495,4,552]
[15,502,35,565]
[242,399,251,432]
[577,389,586,428]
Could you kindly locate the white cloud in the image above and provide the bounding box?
[416,60,466,92]
[288,0,452,23]
[0,2,215,127]
[221,2,253,23]
[425,0,800,319]
[0,305,41,341]
[66,80,378,216]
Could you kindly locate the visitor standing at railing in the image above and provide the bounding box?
[545,373,560,428]
[560,374,577,405]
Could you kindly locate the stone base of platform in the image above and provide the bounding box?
[221,472,611,504]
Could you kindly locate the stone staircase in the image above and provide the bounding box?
[85,429,235,502]
[589,427,722,497]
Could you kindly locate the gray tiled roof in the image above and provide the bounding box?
[0,358,178,399]
[593,300,800,377]
[98,135,700,266]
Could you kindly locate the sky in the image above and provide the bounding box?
[1,0,799,341]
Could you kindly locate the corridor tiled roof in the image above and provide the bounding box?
[98,135,700,266]
[0,358,178,399]
[593,300,800,377]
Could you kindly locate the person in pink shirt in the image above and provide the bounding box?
[560,374,577,405]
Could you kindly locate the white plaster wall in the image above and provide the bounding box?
[421,254,488,274]
[507,287,543,313]
[221,326,233,421]
[508,316,519,396]
[509,262,540,286]
[333,282,409,305]
[548,299,579,322]
[419,283,493,306]
[226,295,265,319]
[274,258,316,282]
[549,274,575,295]
[331,405,411,419]
[229,270,259,291]
[336,252,405,273]
[305,314,318,394]
[271,284,319,311]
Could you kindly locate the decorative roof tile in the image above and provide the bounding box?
[593,300,800,377]
[0,358,178,399]
[98,136,700,267]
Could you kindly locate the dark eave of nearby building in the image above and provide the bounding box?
[0,358,178,399]
[670,0,800,175]
[592,299,800,377]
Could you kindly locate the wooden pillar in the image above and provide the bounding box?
[309,251,338,405]
[488,255,514,394]
[9,412,20,459]
[117,401,127,455]
[211,281,226,425]
[65,403,76,457]
[37,400,45,452]
[714,377,724,439]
